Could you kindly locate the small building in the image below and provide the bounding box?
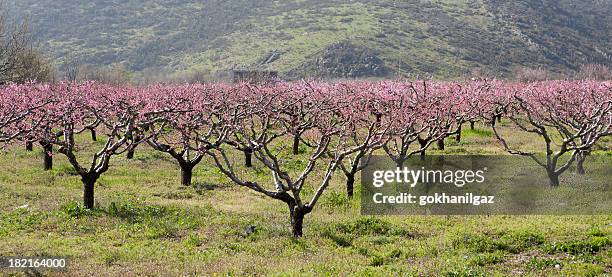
[232,70,279,84]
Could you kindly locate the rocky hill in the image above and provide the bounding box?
[8,0,612,79]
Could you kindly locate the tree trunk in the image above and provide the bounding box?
[497,114,502,123]
[26,141,33,151]
[244,148,253,168]
[576,152,586,175]
[126,148,135,159]
[82,175,97,209]
[90,129,97,141]
[181,165,194,186]
[547,171,560,187]
[418,139,428,161]
[41,142,53,171]
[126,134,139,159]
[290,206,305,238]
[456,125,462,143]
[395,159,406,168]
[437,139,445,150]
[292,134,300,155]
[470,121,475,130]
[346,174,355,198]
[375,113,382,124]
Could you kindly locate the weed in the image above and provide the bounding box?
[544,237,610,255]
[61,201,94,218]
[527,257,562,270]
[161,189,195,200]
[468,252,503,266]
[368,236,392,245]
[445,265,486,277]
[454,230,544,254]
[102,250,122,266]
[370,255,384,267]
[321,228,352,247]
[462,129,493,138]
[386,249,402,259]
[336,217,409,237]
[321,191,349,208]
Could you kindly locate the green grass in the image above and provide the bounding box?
[0,125,610,275]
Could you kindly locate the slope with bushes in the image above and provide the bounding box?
[8,0,612,79]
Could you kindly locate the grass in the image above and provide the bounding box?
[0,124,610,275]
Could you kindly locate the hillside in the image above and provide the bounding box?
[8,0,612,79]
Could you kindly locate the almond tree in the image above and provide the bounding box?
[382,81,430,166]
[29,83,169,209]
[331,82,396,198]
[0,83,58,169]
[453,81,492,142]
[573,82,612,174]
[219,83,286,168]
[203,83,375,237]
[431,81,482,150]
[146,83,228,186]
[275,82,320,155]
[489,81,612,186]
[383,81,464,166]
[0,83,51,143]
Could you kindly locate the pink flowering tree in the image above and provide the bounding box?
[453,81,492,142]
[330,82,397,198]
[275,82,320,155]
[489,81,612,186]
[382,81,465,166]
[202,83,374,237]
[0,84,52,144]
[432,81,483,149]
[146,83,230,186]
[222,83,286,168]
[0,84,59,169]
[27,83,172,209]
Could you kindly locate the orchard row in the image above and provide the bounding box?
[1,80,610,237]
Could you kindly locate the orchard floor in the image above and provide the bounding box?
[0,123,610,276]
